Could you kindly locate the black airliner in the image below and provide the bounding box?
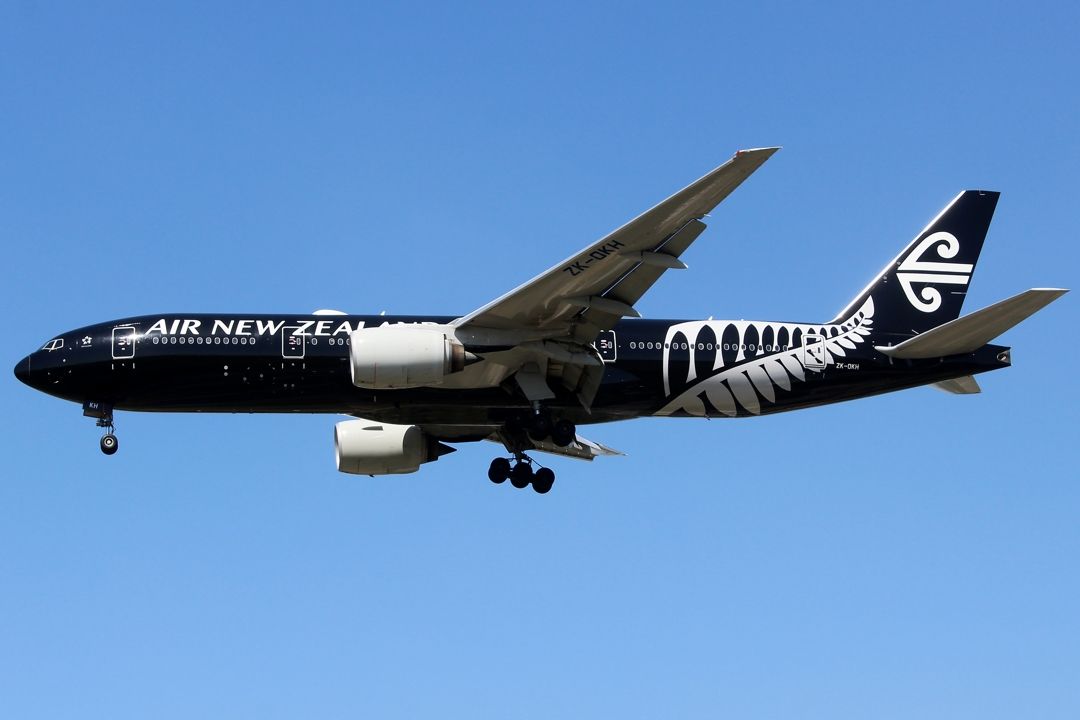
[14,148,1066,493]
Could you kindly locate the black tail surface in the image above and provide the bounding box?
[832,190,1000,335]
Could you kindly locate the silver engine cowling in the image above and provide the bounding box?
[334,419,454,475]
[349,325,469,389]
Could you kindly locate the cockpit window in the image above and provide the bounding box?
[42,338,64,352]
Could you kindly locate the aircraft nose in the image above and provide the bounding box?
[14,355,31,386]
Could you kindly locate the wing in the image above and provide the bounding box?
[453,147,779,344]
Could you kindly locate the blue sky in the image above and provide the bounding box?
[2,2,1078,718]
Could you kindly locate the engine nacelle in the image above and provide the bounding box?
[335,419,452,475]
[349,325,468,389]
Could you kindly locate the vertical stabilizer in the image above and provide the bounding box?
[832,191,999,335]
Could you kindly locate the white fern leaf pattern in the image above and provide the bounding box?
[656,297,875,417]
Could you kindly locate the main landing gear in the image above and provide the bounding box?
[84,401,118,455]
[488,454,555,494]
[488,408,576,494]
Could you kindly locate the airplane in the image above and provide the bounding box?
[14,147,1067,494]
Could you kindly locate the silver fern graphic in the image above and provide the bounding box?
[656,297,875,417]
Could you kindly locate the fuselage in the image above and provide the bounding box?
[14,310,1010,427]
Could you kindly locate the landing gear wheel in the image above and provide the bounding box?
[100,433,119,455]
[551,419,576,447]
[510,462,534,489]
[532,467,555,494]
[527,414,552,442]
[488,457,511,484]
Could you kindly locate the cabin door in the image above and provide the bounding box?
[802,332,826,370]
[111,326,136,360]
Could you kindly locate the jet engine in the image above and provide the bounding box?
[334,418,455,475]
[349,325,471,389]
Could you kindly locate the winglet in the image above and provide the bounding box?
[736,146,782,156]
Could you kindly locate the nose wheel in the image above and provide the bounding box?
[87,403,119,456]
[100,432,119,455]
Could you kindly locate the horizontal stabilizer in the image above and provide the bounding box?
[932,375,981,394]
[877,288,1067,359]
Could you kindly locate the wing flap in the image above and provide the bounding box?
[577,219,707,335]
[485,429,623,461]
[520,433,625,461]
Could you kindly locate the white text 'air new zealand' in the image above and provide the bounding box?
[14,148,1067,493]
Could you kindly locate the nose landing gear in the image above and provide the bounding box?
[84,401,118,456]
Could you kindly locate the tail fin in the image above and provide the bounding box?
[831,190,1000,334]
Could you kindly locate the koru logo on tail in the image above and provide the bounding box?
[897,231,972,313]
